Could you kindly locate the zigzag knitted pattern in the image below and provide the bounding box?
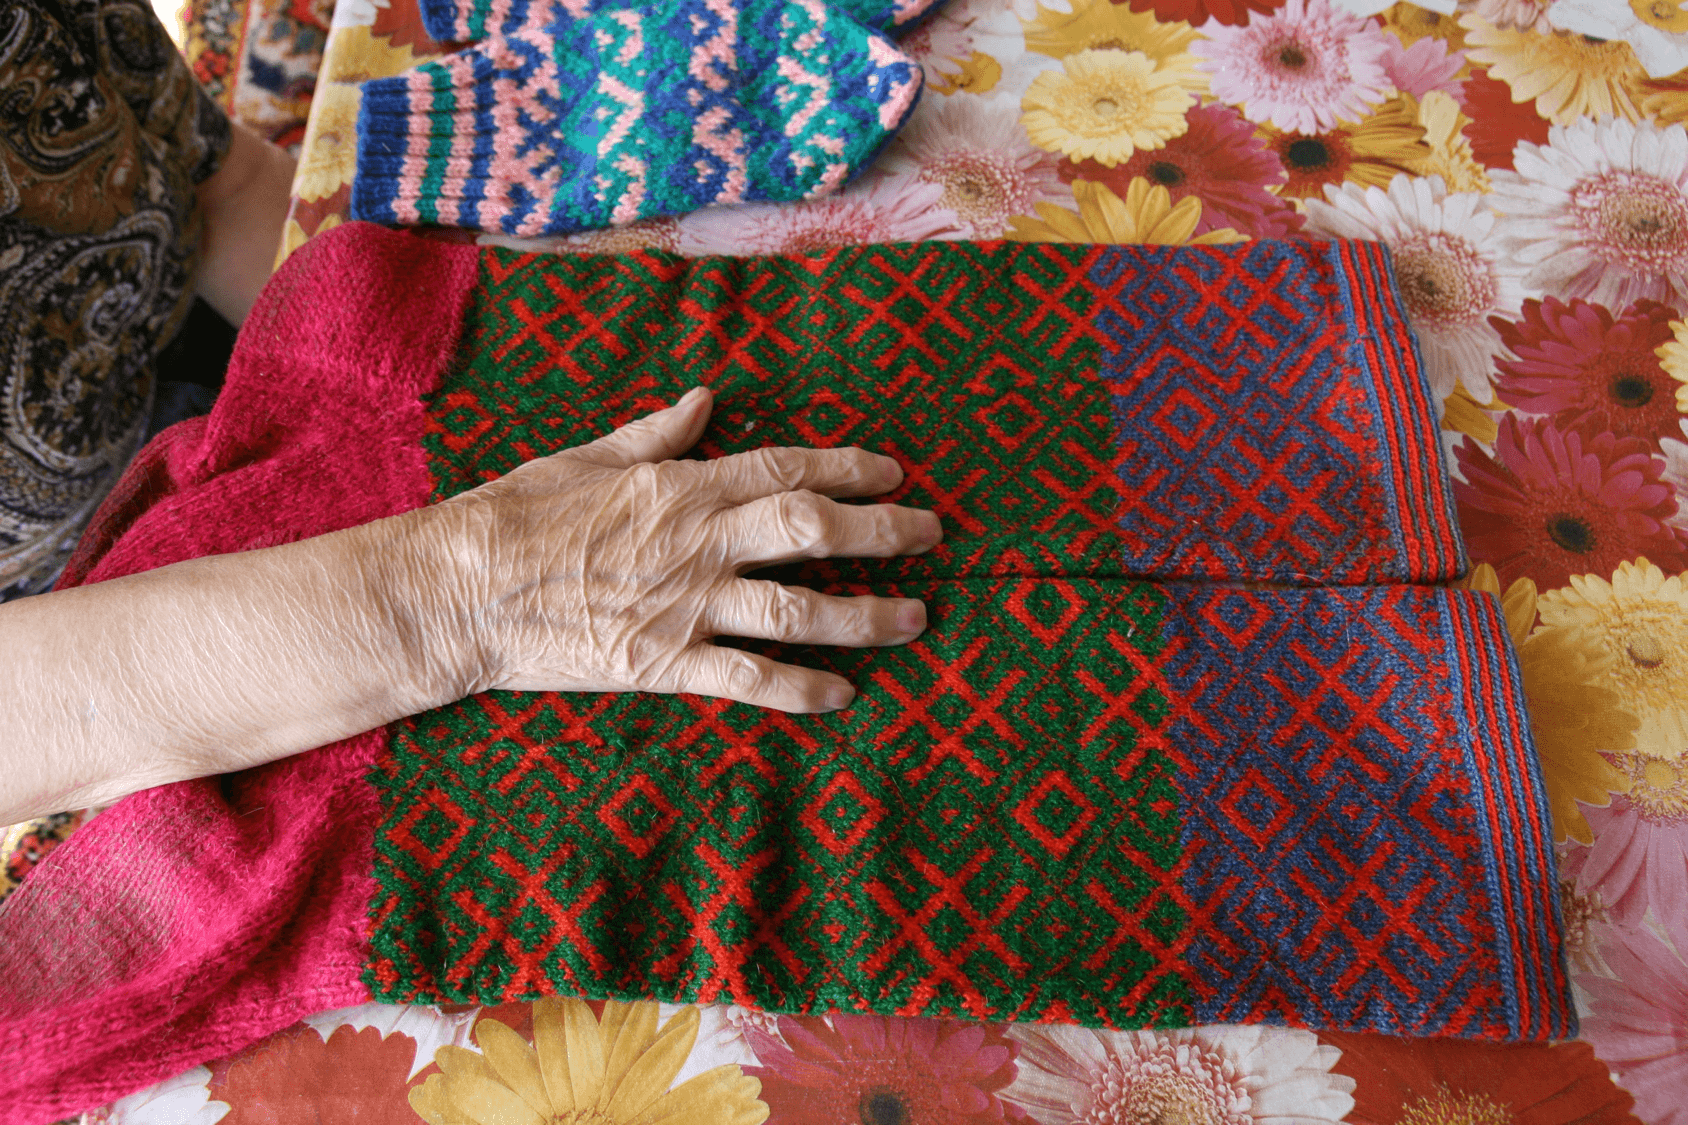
[353,0,923,236]
[417,0,946,40]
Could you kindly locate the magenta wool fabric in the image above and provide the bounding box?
[0,225,480,1125]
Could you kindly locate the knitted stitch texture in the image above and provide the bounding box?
[417,0,947,41]
[352,0,923,236]
[0,223,482,1125]
[0,225,1568,1125]
[362,237,1562,1042]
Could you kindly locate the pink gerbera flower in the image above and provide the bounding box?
[1191,0,1395,134]
[744,1014,1031,1124]
[1490,117,1688,313]
[1378,32,1466,99]
[1580,921,1688,1125]
[676,175,965,256]
[1453,414,1688,590]
[1059,102,1305,237]
[1002,1024,1354,1124]
[878,95,1070,239]
[1493,297,1687,445]
[897,12,977,85]
[1561,790,1688,931]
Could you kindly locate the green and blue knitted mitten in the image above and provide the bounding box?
[352,0,929,236]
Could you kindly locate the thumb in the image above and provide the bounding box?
[566,387,712,469]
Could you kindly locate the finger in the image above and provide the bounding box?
[707,445,903,504]
[668,644,857,713]
[712,491,941,567]
[706,579,926,647]
[565,386,712,469]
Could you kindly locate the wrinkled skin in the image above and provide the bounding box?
[0,387,940,824]
[435,386,941,711]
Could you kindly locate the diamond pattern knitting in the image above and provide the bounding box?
[352,0,922,236]
[1161,585,1564,1039]
[370,578,1195,1026]
[423,240,1461,584]
[361,238,1571,1039]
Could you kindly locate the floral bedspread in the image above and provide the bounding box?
[77,0,1688,1120]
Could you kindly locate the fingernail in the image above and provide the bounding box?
[896,600,926,636]
[678,386,706,406]
[826,683,855,711]
[922,513,944,548]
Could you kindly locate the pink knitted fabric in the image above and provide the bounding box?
[0,223,480,1125]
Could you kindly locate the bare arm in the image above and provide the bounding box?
[0,390,938,824]
[194,121,298,325]
[0,508,462,824]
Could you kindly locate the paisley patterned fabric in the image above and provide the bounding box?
[0,0,229,600]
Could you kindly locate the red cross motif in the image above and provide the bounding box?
[874,637,1026,784]
[858,849,1032,1020]
[443,841,606,999]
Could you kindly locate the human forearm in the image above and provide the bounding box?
[0,390,938,824]
[0,507,470,824]
[194,121,297,325]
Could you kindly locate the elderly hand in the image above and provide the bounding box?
[427,386,942,712]
[0,386,938,823]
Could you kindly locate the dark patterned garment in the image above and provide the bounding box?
[0,0,229,599]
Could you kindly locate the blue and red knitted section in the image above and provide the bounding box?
[351,0,922,236]
[1160,584,1567,1039]
[1093,238,1464,584]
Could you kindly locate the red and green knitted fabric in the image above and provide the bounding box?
[0,226,1569,1125]
[421,240,1463,586]
[364,239,1566,1039]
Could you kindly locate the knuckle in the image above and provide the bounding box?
[774,490,833,552]
[725,653,769,699]
[756,447,810,489]
[834,601,879,647]
[765,584,810,639]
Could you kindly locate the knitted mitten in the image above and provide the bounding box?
[415,0,945,42]
[352,0,923,237]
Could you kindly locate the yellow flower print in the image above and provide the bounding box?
[1537,557,1688,763]
[293,82,363,204]
[1649,316,1688,412]
[1259,96,1429,200]
[1380,2,1468,51]
[1006,178,1244,245]
[1406,91,1490,195]
[1441,385,1504,444]
[1021,0,1200,66]
[1021,50,1196,166]
[930,52,1003,95]
[1463,563,1634,844]
[324,23,426,84]
[1460,14,1646,125]
[409,999,768,1125]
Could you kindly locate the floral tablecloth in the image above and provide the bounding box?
[78,0,1688,1120]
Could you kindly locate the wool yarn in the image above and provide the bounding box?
[353,0,924,236]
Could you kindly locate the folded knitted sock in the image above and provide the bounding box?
[0,225,1564,1123]
[352,0,922,236]
[433,235,1465,585]
[415,0,945,42]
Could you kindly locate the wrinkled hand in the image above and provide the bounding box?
[428,386,942,712]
